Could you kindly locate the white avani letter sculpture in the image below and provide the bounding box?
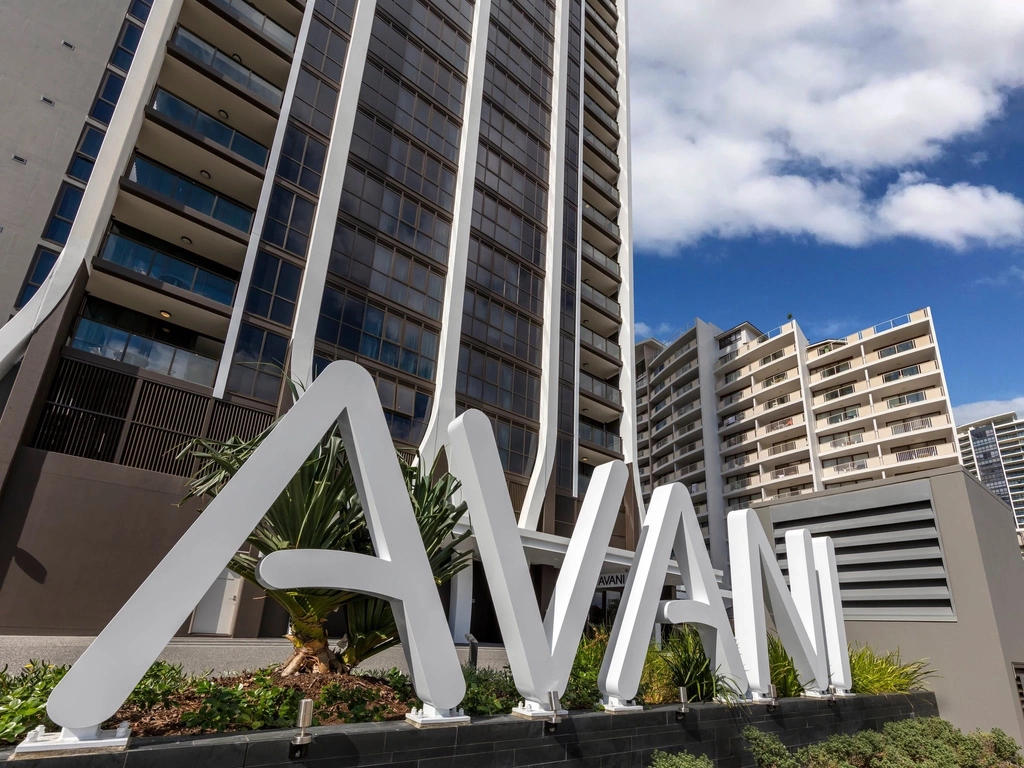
[729,509,830,697]
[46,362,464,733]
[447,411,628,716]
[815,537,851,693]
[599,484,746,709]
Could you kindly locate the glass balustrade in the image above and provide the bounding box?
[127,155,254,233]
[580,326,621,358]
[580,282,620,316]
[101,232,237,305]
[152,88,268,166]
[71,318,218,387]
[172,27,282,107]
[580,422,622,452]
[581,239,620,275]
[207,0,296,51]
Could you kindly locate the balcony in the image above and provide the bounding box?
[580,282,620,318]
[585,2,619,54]
[823,432,866,452]
[829,458,874,476]
[871,360,940,391]
[761,372,788,390]
[99,231,237,306]
[585,66,620,113]
[126,155,255,234]
[580,370,621,405]
[883,443,957,466]
[719,390,749,410]
[725,477,755,494]
[150,88,269,167]
[580,326,621,360]
[766,464,808,482]
[171,27,283,108]
[889,416,945,437]
[581,240,620,279]
[722,455,751,472]
[205,0,296,52]
[583,128,619,173]
[580,422,623,455]
[583,202,620,241]
[719,410,750,431]
[584,32,619,81]
[584,95,620,139]
[583,163,620,205]
[71,317,219,388]
[766,439,802,457]
[722,432,752,450]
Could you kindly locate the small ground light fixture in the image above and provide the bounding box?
[676,686,690,720]
[766,683,778,713]
[289,698,313,759]
[545,691,562,733]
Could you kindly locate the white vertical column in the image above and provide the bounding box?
[794,323,824,491]
[287,0,381,385]
[213,0,321,396]
[418,0,495,465]
[518,0,576,531]
[611,0,641,510]
[0,0,184,380]
[448,562,473,641]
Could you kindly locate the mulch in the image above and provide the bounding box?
[104,671,412,738]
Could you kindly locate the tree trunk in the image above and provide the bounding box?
[280,617,347,675]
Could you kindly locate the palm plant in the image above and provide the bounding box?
[180,423,471,675]
[767,633,805,698]
[658,625,740,702]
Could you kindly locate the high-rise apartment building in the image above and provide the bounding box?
[636,308,960,571]
[0,0,636,636]
[958,412,1024,528]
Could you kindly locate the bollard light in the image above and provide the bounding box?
[289,698,314,760]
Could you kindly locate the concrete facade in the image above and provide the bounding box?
[756,465,1024,744]
[958,411,1024,529]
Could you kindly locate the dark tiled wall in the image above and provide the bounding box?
[11,693,937,768]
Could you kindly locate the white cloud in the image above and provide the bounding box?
[629,0,1024,251]
[974,265,1024,287]
[954,397,1024,425]
[635,321,676,340]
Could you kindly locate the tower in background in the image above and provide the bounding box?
[0,0,637,636]
[958,412,1024,529]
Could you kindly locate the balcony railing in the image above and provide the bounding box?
[101,232,237,305]
[727,478,754,492]
[583,163,620,203]
[581,239,620,276]
[723,433,749,448]
[882,365,922,383]
[580,371,621,404]
[870,313,913,336]
[891,417,934,436]
[834,459,869,474]
[586,65,619,108]
[762,372,787,389]
[829,433,865,450]
[720,391,746,408]
[584,94,619,137]
[207,0,296,51]
[580,422,622,453]
[583,203,620,239]
[878,339,916,359]
[720,411,748,429]
[887,391,927,409]
[585,2,619,50]
[172,27,283,107]
[775,489,807,499]
[152,88,268,166]
[764,394,791,410]
[825,409,860,425]
[580,326,621,359]
[580,282,620,316]
[717,350,739,368]
[768,440,798,456]
[71,318,218,388]
[770,465,801,480]
[823,385,855,402]
[583,127,619,169]
[895,446,940,462]
[766,416,795,433]
[584,31,619,76]
[820,361,852,379]
[128,155,255,233]
[723,456,749,472]
[816,341,848,356]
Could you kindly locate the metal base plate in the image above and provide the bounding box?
[511,706,568,720]
[14,729,129,756]
[405,712,471,728]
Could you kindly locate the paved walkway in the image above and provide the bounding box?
[0,636,509,676]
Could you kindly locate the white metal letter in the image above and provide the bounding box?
[447,410,628,714]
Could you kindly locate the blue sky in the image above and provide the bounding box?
[627,1,1024,422]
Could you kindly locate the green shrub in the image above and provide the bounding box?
[181,672,302,731]
[649,749,715,768]
[659,626,739,702]
[0,662,68,744]
[562,627,608,710]
[744,718,1022,768]
[460,665,519,716]
[638,642,676,705]
[128,661,187,710]
[317,682,389,723]
[848,643,933,694]
[767,634,804,698]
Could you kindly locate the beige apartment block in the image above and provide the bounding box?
[636,308,960,572]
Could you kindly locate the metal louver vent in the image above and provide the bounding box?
[769,479,955,621]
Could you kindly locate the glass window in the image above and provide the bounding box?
[466,237,543,316]
[292,69,338,136]
[457,345,540,419]
[111,21,143,72]
[16,248,59,308]
[246,250,302,326]
[316,286,439,381]
[303,18,348,82]
[327,222,446,321]
[262,184,315,256]
[227,323,288,402]
[471,189,545,267]
[43,184,84,245]
[67,126,105,182]
[461,287,542,366]
[90,71,124,124]
[315,0,356,32]
[128,0,153,21]
[278,125,327,194]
